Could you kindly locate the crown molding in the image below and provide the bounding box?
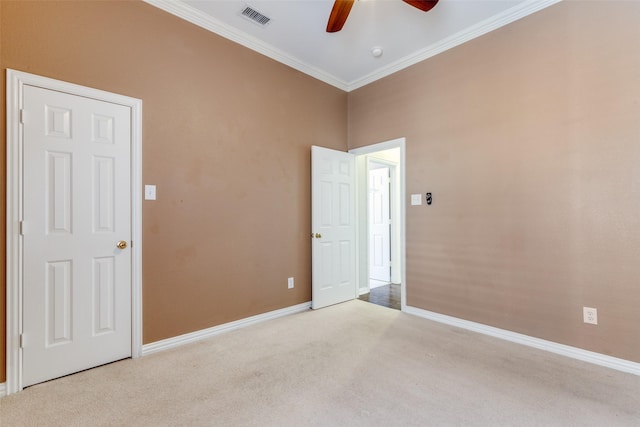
[143,0,349,91]
[144,0,561,93]
[347,0,563,91]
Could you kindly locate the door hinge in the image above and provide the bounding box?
[19,220,24,235]
[19,109,25,124]
[19,333,24,348]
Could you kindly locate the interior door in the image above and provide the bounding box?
[21,85,132,387]
[369,166,391,283]
[311,146,356,309]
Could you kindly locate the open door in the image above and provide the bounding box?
[311,146,356,309]
[369,165,391,284]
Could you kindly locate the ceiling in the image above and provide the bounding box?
[145,0,560,91]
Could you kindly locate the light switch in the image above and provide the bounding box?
[411,194,422,206]
[145,185,156,200]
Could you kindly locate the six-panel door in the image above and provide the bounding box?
[22,85,132,387]
[311,146,356,309]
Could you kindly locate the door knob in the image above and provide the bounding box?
[315,233,322,239]
[116,240,128,250]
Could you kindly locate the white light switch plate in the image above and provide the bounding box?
[411,194,422,206]
[145,185,156,200]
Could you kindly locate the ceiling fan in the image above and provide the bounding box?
[327,0,439,33]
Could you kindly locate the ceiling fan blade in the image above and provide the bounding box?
[326,0,355,33]
[402,0,439,13]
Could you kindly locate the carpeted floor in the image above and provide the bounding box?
[1,300,639,426]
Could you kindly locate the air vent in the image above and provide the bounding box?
[241,6,271,26]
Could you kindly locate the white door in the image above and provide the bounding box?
[21,85,132,387]
[311,146,356,309]
[369,166,391,283]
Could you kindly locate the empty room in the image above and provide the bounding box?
[1,0,639,425]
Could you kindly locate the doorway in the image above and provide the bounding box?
[350,138,405,311]
[6,69,143,395]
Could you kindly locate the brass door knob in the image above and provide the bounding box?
[116,240,128,250]
[315,233,322,239]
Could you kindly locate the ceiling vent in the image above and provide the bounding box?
[240,5,271,26]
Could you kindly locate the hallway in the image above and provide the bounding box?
[358,283,401,310]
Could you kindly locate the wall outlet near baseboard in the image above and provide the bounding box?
[583,307,598,325]
[288,277,294,289]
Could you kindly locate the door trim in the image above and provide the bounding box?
[6,69,143,395]
[350,138,406,309]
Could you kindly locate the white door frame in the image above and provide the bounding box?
[5,69,143,395]
[350,138,406,309]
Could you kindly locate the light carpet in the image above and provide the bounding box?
[1,300,639,426]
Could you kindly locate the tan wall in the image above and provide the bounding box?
[0,1,348,382]
[349,1,640,362]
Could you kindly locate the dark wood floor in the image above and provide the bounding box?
[358,283,401,310]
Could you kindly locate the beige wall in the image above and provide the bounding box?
[0,1,348,382]
[349,1,640,362]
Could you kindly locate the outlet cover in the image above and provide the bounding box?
[583,307,598,325]
[144,185,156,200]
[288,277,294,289]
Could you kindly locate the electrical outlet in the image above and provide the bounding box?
[144,185,156,200]
[583,307,598,325]
[288,277,294,289]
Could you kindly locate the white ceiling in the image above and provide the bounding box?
[145,0,560,91]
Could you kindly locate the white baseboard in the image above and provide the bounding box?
[142,301,311,356]
[0,382,6,397]
[404,305,640,376]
